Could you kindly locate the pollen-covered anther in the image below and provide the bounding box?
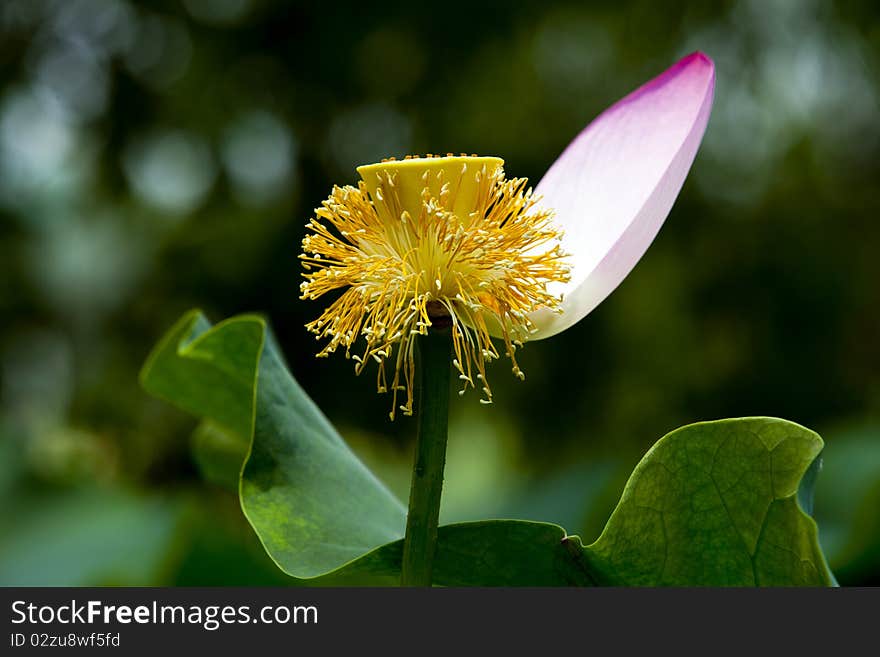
[300,155,571,419]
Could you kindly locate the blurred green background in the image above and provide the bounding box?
[1,0,878,586]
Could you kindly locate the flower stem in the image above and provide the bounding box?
[400,330,451,587]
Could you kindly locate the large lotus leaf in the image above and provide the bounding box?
[582,418,835,586]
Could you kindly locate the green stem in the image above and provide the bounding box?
[400,330,451,587]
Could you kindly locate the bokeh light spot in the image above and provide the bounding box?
[123,130,216,217]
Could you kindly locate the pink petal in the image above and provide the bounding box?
[529,52,715,339]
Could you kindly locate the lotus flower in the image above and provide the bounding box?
[300,52,715,418]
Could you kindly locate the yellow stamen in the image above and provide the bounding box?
[299,155,570,419]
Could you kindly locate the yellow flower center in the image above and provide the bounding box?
[300,154,570,419]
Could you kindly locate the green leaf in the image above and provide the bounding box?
[582,418,836,586]
[142,311,834,586]
[313,520,594,586]
[244,325,409,577]
[140,312,261,439]
[141,310,407,581]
